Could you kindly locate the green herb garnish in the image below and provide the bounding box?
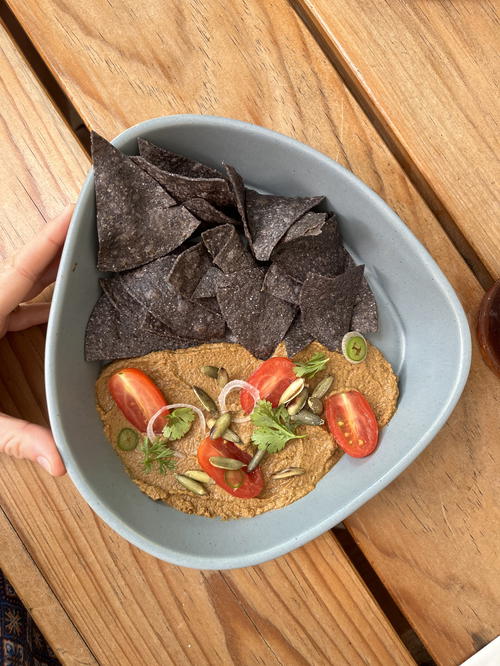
[141,437,177,474]
[162,407,195,441]
[293,352,328,378]
[250,400,305,453]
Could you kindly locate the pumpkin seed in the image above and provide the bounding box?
[184,470,214,484]
[192,386,218,416]
[216,367,229,389]
[312,376,334,399]
[307,396,323,415]
[209,456,246,470]
[247,447,267,472]
[223,428,242,445]
[175,474,207,495]
[272,467,305,480]
[210,412,232,439]
[290,409,325,426]
[286,387,309,416]
[278,378,305,406]
[206,417,216,429]
[201,365,219,379]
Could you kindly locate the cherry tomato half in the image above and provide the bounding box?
[325,390,378,458]
[197,437,264,498]
[108,368,168,433]
[240,357,296,413]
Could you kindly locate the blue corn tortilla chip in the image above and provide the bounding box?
[131,155,233,207]
[283,314,313,357]
[92,133,201,272]
[117,255,226,341]
[244,190,325,261]
[85,283,196,361]
[183,198,239,225]
[300,265,364,350]
[216,267,296,359]
[343,250,378,333]
[272,218,345,282]
[137,138,222,179]
[100,277,196,345]
[263,262,302,305]
[223,164,247,222]
[281,212,328,243]
[167,243,213,299]
[202,224,254,274]
[191,266,224,299]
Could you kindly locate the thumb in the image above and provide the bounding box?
[0,413,66,476]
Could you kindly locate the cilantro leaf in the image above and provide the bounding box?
[140,437,177,474]
[294,352,328,378]
[250,400,304,453]
[162,407,195,441]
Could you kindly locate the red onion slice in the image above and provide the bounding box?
[146,403,206,443]
[218,380,260,423]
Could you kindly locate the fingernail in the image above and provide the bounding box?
[36,456,52,474]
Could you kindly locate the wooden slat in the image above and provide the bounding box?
[294,0,500,280]
[1,0,499,663]
[0,18,415,666]
[0,18,96,666]
[0,506,97,666]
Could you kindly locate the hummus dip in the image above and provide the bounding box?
[95,341,398,519]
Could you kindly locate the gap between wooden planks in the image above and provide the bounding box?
[291,0,500,287]
[2,0,500,662]
[0,16,416,666]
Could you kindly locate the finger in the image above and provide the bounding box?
[6,302,51,332]
[0,413,66,476]
[0,204,73,317]
[23,253,62,302]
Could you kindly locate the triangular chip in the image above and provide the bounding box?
[191,266,224,299]
[92,132,200,271]
[244,190,324,261]
[167,243,213,299]
[137,137,221,178]
[216,267,296,359]
[343,250,378,333]
[272,218,345,282]
[202,224,254,274]
[300,266,364,350]
[118,255,226,341]
[263,262,302,305]
[283,314,313,357]
[281,212,328,244]
[183,198,238,225]
[130,155,233,207]
[223,164,247,221]
[85,284,196,361]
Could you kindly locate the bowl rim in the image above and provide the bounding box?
[45,114,472,569]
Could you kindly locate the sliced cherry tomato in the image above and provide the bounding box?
[197,437,264,498]
[325,390,378,458]
[108,368,168,433]
[240,357,296,413]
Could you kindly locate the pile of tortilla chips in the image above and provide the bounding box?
[85,133,377,362]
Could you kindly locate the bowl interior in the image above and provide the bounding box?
[46,116,470,569]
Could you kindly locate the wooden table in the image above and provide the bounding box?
[0,1,498,664]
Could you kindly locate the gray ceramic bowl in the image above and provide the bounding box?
[46,115,471,569]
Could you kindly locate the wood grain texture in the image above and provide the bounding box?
[0,22,86,257]
[295,0,500,280]
[0,19,415,666]
[1,0,499,663]
[0,506,97,666]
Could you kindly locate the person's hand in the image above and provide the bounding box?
[0,205,74,476]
